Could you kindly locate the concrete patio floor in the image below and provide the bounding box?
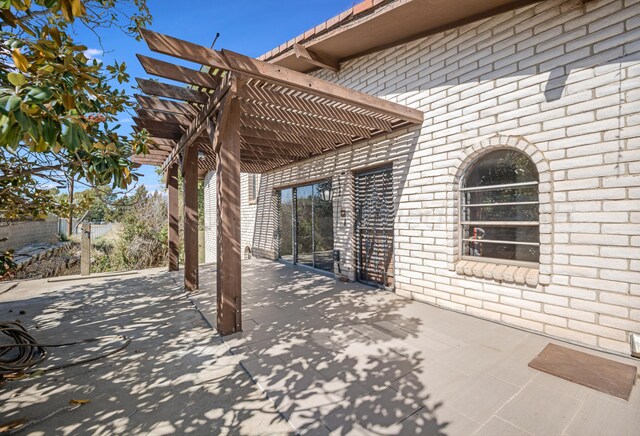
[0,269,292,435]
[192,260,640,436]
[1,261,638,435]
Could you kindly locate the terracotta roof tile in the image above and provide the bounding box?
[353,0,374,15]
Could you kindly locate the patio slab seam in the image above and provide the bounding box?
[187,290,300,434]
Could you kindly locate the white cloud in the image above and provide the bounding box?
[118,117,133,124]
[83,48,103,63]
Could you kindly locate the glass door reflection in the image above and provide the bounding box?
[277,180,333,272]
[296,185,314,267]
[278,188,293,262]
[313,181,333,271]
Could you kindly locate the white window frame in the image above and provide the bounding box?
[458,159,540,268]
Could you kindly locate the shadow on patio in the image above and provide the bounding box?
[0,270,291,435]
[195,261,473,435]
[193,259,640,436]
[2,261,638,435]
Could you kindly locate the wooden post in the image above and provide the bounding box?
[167,163,180,271]
[80,222,91,276]
[183,144,199,292]
[214,94,242,335]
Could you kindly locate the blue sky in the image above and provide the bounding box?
[73,0,355,193]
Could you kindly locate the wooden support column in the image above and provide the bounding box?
[167,163,180,271]
[183,144,199,291]
[80,223,91,276]
[214,94,243,335]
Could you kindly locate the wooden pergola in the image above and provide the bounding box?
[131,29,423,335]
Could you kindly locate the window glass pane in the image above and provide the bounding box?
[296,185,314,267]
[313,181,333,272]
[463,240,539,263]
[464,150,538,188]
[461,149,540,264]
[278,189,293,262]
[464,186,538,204]
[463,203,538,222]
[462,225,539,243]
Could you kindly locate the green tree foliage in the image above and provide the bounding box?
[0,237,16,278]
[93,184,167,272]
[56,184,119,222]
[0,0,152,221]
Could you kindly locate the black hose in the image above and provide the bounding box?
[0,321,131,376]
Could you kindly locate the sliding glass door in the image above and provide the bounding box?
[278,188,294,262]
[313,181,334,271]
[277,180,333,272]
[296,185,314,267]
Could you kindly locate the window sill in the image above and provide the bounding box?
[455,259,538,286]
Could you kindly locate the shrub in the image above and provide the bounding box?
[93,187,167,272]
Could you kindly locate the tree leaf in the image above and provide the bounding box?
[69,399,91,405]
[61,120,79,150]
[59,0,73,21]
[42,117,58,145]
[0,0,13,11]
[0,418,26,433]
[0,95,21,114]
[62,93,75,109]
[69,0,85,17]
[11,49,30,72]
[25,86,53,103]
[37,64,55,75]
[13,108,30,130]
[7,72,27,87]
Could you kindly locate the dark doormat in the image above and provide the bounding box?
[529,343,638,400]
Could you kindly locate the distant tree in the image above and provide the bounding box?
[93,184,167,272]
[0,0,152,222]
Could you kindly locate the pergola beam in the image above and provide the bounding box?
[140,29,424,124]
[241,97,371,138]
[149,138,179,148]
[133,125,182,141]
[137,54,220,89]
[136,108,192,126]
[161,75,232,172]
[242,114,347,146]
[136,78,209,104]
[293,43,340,72]
[244,84,393,132]
[240,135,316,155]
[241,143,306,159]
[239,125,330,151]
[133,117,185,133]
[135,94,198,116]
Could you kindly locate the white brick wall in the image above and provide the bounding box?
[203,171,216,264]
[203,0,640,356]
[203,172,260,263]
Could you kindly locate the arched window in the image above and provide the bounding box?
[460,149,539,264]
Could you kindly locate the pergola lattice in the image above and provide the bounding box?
[131,29,423,334]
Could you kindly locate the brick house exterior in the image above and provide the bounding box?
[204,0,640,356]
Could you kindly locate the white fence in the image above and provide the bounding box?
[58,219,114,240]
